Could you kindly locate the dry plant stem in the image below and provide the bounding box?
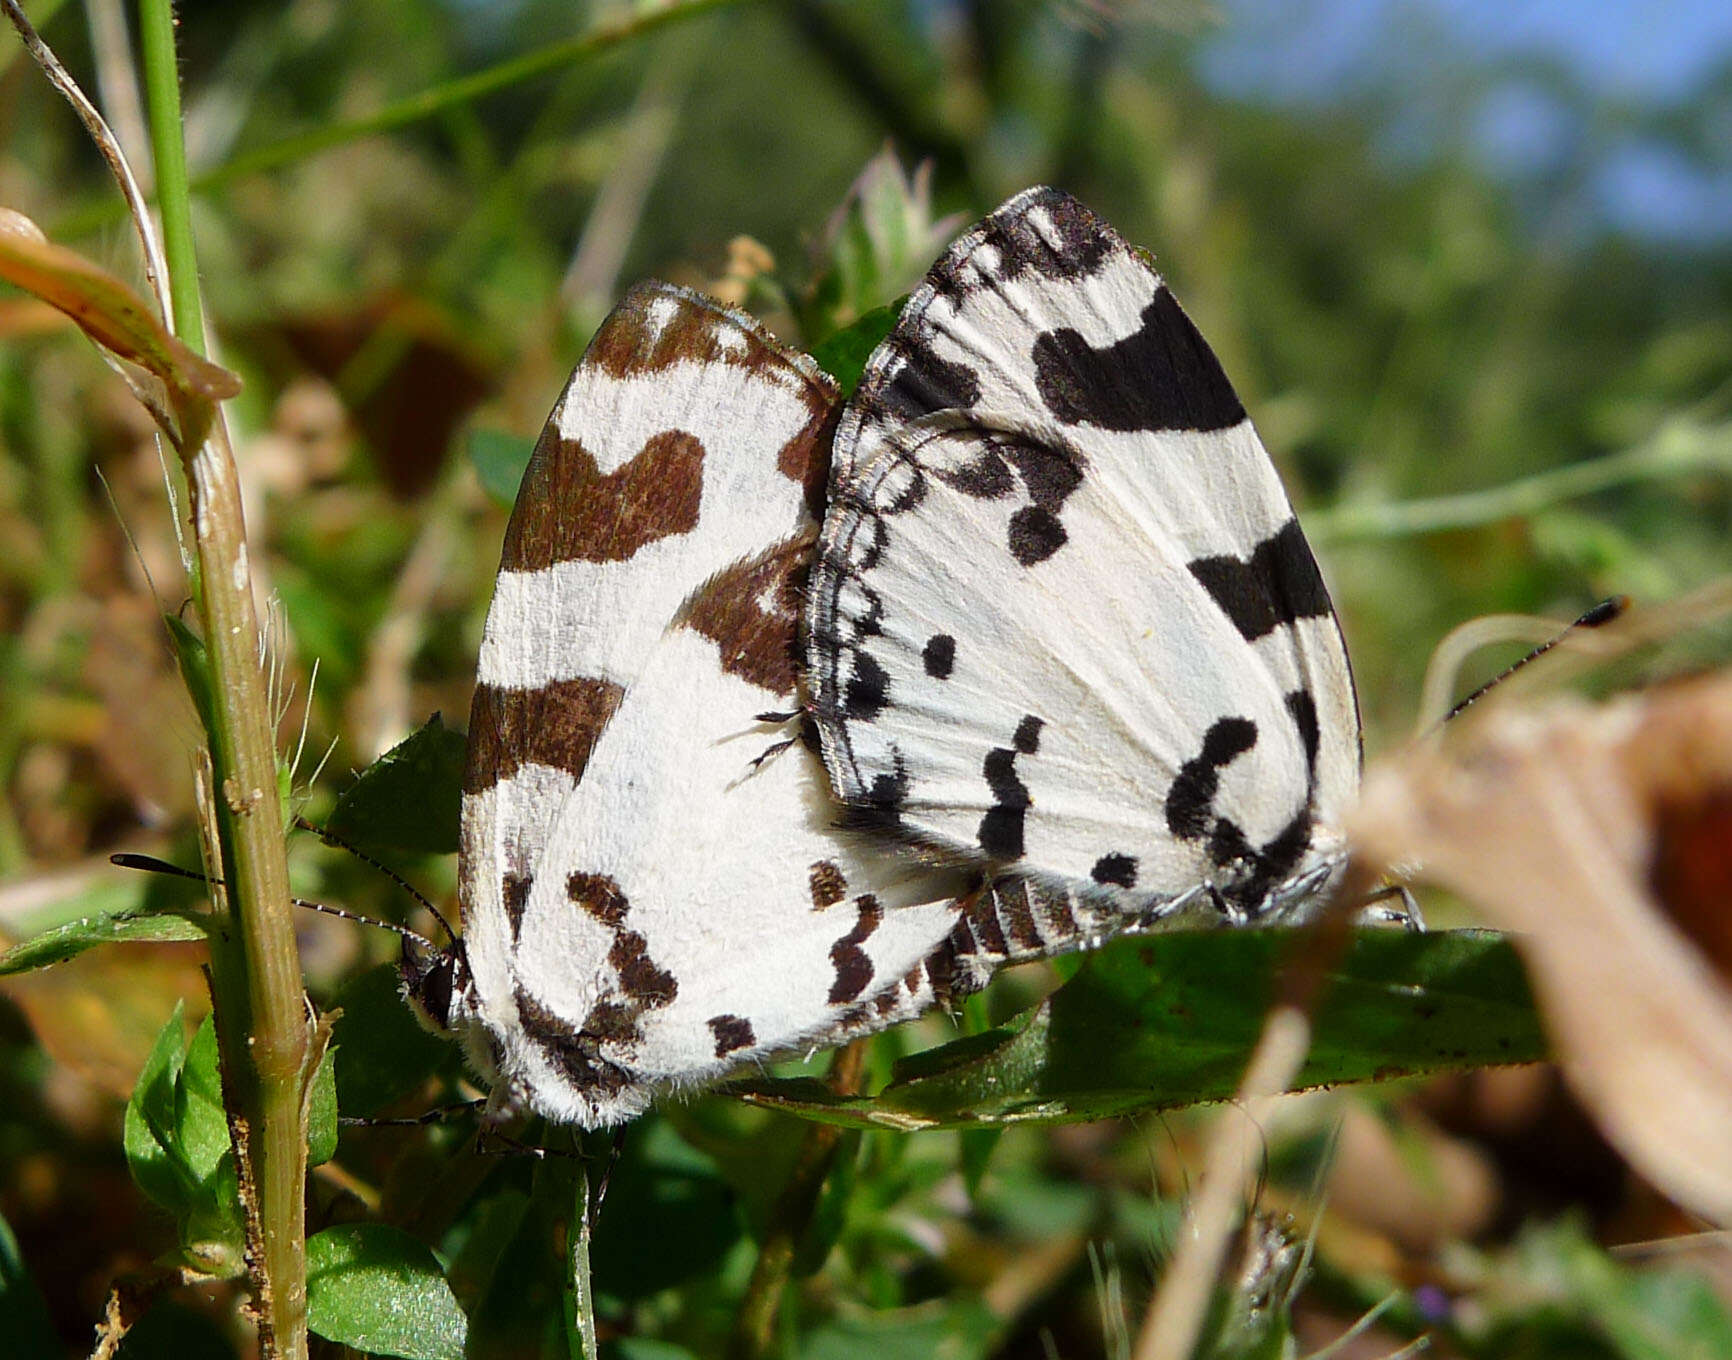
[730,1042,868,1360]
[1133,1005,1314,1360]
[189,418,310,1360]
[1133,904,1350,1360]
[350,479,459,758]
[0,0,169,316]
[90,1266,206,1360]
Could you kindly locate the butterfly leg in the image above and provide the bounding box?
[1356,884,1425,931]
[1206,883,1252,928]
[339,1097,486,1128]
[586,1125,629,1231]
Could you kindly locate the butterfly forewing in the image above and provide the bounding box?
[806,188,1359,920]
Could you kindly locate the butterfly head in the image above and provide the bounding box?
[398,934,473,1035]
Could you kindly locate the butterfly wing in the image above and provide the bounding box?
[456,283,967,1126]
[505,535,972,1124]
[805,189,1360,920]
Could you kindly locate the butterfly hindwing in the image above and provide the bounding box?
[503,534,972,1123]
[454,283,970,1126]
[805,188,1360,921]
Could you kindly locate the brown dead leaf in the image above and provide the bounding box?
[0,220,241,406]
[1353,670,1732,1223]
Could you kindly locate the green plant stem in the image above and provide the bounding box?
[1309,415,1732,545]
[136,0,201,351]
[136,1,309,1355]
[730,1044,865,1360]
[568,1166,598,1360]
[188,424,308,1360]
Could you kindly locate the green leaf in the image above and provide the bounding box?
[330,963,458,1117]
[0,905,208,975]
[471,426,533,508]
[124,1010,244,1275]
[307,1043,339,1167]
[730,929,1543,1129]
[175,1018,245,1274]
[809,302,900,399]
[0,1209,57,1360]
[178,1017,234,1186]
[307,1224,468,1360]
[125,1003,193,1212]
[801,149,961,346]
[327,714,466,855]
[164,615,217,744]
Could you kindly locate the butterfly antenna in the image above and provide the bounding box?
[110,852,440,950]
[292,816,460,945]
[1442,595,1628,725]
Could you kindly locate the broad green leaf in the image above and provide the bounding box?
[330,963,458,1117]
[123,1010,243,1274]
[307,1224,468,1360]
[730,929,1543,1129]
[173,1018,245,1274]
[470,426,533,509]
[809,302,901,399]
[0,906,208,975]
[125,1004,193,1212]
[464,1177,570,1358]
[327,714,466,855]
[178,1017,234,1184]
[0,1208,57,1359]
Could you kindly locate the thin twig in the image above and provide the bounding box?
[1309,415,1732,546]
[2,0,169,318]
[1133,905,1357,1360]
[128,0,311,1350]
[730,1042,867,1360]
[1133,1006,1314,1360]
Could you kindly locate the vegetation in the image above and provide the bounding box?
[1,2,1729,1357]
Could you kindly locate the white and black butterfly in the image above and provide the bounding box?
[804,187,1359,930]
[405,188,1360,1129]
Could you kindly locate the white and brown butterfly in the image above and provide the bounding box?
[409,189,1359,1129]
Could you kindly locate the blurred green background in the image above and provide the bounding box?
[1,0,1730,1355]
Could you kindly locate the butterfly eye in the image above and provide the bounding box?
[399,941,460,1034]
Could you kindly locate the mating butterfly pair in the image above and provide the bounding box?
[402,188,1359,1129]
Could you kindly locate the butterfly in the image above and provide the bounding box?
[403,188,1359,1129]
